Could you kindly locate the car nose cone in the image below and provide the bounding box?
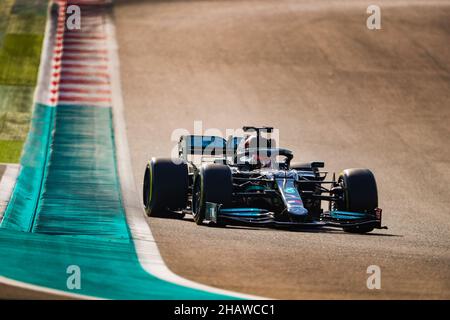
[289,207,309,216]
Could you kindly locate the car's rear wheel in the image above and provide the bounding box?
[143,158,188,217]
[192,164,232,225]
[337,168,378,233]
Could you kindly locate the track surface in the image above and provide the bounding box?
[115,0,450,299]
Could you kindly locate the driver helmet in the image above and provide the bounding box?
[243,135,272,168]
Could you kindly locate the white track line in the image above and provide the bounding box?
[35,3,56,106]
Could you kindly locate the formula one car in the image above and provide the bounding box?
[143,126,386,233]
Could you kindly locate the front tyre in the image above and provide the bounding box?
[143,158,188,217]
[192,164,232,225]
[338,168,378,234]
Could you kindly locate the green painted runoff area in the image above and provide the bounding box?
[0,103,231,299]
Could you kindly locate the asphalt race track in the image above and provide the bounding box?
[114,0,450,299]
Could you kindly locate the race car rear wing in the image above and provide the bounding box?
[178,128,276,162]
[178,135,227,161]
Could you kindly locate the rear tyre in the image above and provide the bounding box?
[143,158,188,217]
[338,168,378,234]
[192,164,232,225]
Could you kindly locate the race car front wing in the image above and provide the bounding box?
[204,202,387,230]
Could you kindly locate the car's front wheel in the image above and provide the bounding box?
[192,164,232,225]
[337,168,378,234]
